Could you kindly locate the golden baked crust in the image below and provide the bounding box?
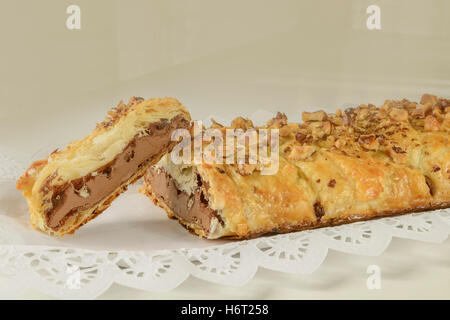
[143,94,450,239]
[17,97,191,236]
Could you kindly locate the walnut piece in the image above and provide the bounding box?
[410,108,425,118]
[357,108,370,120]
[424,115,440,132]
[288,145,317,160]
[312,121,332,139]
[358,134,380,150]
[231,117,254,130]
[302,110,327,122]
[432,107,443,120]
[421,103,433,115]
[267,112,288,128]
[389,108,409,122]
[420,94,437,105]
[295,131,307,143]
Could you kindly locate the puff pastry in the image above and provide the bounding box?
[17,97,191,236]
[142,94,450,239]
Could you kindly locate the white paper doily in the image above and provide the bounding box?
[0,150,449,299]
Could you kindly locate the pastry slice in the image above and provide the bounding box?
[142,94,450,239]
[17,97,191,236]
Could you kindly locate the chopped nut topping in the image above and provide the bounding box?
[439,99,449,108]
[389,108,409,122]
[420,94,437,105]
[312,121,332,139]
[288,145,317,161]
[424,115,440,132]
[267,112,288,128]
[357,108,369,120]
[231,117,254,130]
[302,110,327,122]
[343,108,355,126]
[380,103,389,112]
[432,107,443,120]
[295,131,307,143]
[421,103,433,115]
[193,94,449,186]
[358,134,379,150]
[410,108,425,118]
[322,121,332,135]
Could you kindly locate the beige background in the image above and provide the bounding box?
[0,0,449,299]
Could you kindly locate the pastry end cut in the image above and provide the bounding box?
[17,97,191,236]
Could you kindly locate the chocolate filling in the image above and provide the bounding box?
[46,115,189,229]
[145,167,221,235]
[146,167,450,240]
